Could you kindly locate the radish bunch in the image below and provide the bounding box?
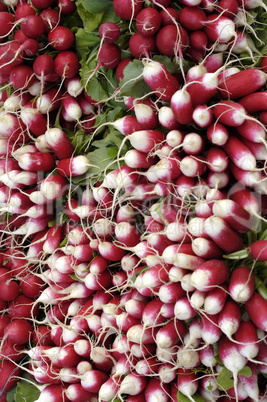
[0,0,267,401]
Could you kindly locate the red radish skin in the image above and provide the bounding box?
[228,265,254,303]
[143,60,180,102]
[212,198,253,232]
[0,360,21,392]
[156,319,187,348]
[201,313,221,344]
[170,89,193,125]
[234,321,259,359]
[204,215,243,253]
[218,335,248,397]
[145,378,170,402]
[119,372,147,396]
[218,300,241,338]
[98,22,120,43]
[48,26,75,51]
[239,91,267,113]
[177,369,198,399]
[21,15,45,38]
[156,24,189,57]
[136,8,162,36]
[213,100,246,126]
[54,51,80,79]
[98,42,121,68]
[245,292,267,331]
[179,6,206,31]
[160,7,179,25]
[113,0,143,20]
[249,240,267,261]
[218,68,267,99]
[207,121,229,145]
[134,101,158,129]
[190,259,229,291]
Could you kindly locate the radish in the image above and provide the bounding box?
[234,321,259,360]
[204,215,243,253]
[204,13,236,43]
[204,285,228,315]
[180,155,207,177]
[128,129,165,153]
[129,32,156,58]
[213,100,246,126]
[9,64,35,90]
[212,198,253,232]
[219,68,267,99]
[218,335,248,400]
[136,7,161,36]
[113,0,143,20]
[119,371,147,396]
[0,11,14,37]
[249,240,267,261]
[245,292,267,331]
[218,300,241,338]
[134,101,158,129]
[48,26,74,51]
[17,152,55,172]
[177,369,198,400]
[170,88,193,125]
[156,24,189,57]
[190,259,229,291]
[145,378,170,401]
[207,121,229,146]
[228,265,254,303]
[0,359,21,393]
[3,319,33,345]
[20,15,45,38]
[179,6,206,31]
[156,319,187,348]
[143,60,180,102]
[57,155,89,177]
[54,50,80,79]
[201,313,221,344]
[45,128,74,159]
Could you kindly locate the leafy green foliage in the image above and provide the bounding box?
[217,366,252,391]
[77,0,113,14]
[119,59,151,98]
[6,372,41,402]
[176,392,205,402]
[75,29,100,59]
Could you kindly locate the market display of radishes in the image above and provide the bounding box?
[0,0,267,401]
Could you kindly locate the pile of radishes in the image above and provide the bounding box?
[0,0,267,401]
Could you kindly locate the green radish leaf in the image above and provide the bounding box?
[85,75,108,103]
[254,276,267,300]
[76,2,104,32]
[59,236,68,247]
[238,366,252,378]
[119,59,151,98]
[216,367,234,391]
[223,249,249,260]
[6,386,17,402]
[69,274,84,282]
[176,392,205,402]
[77,0,113,14]
[75,29,100,58]
[154,196,169,226]
[14,373,40,402]
[130,266,149,283]
[152,55,180,74]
